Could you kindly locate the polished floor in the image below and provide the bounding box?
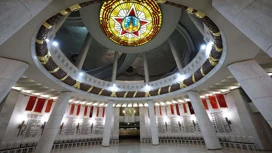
[51,141,272,153]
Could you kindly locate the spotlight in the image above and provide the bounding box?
[200,44,206,50]
[52,41,59,47]
[79,71,84,76]
[205,41,214,57]
[45,38,50,43]
[144,84,151,92]
[110,84,118,92]
[177,73,185,81]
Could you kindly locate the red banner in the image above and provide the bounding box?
[70,104,75,115]
[76,105,81,116]
[45,99,54,113]
[170,104,175,115]
[216,94,228,108]
[34,98,46,113]
[175,104,180,116]
[159,106,162,116]
[89,106,94,118]
[188,102,195,114]
[96,107,100,117]
[201,98,209,110]
[183,103,187,114]
[154,106,156,116]
[165,106,168,115]
[84,106,88,116]
[209,95,219,109]
[102,107,105,118]
[25,96,37,111]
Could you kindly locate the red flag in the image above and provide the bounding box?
[45,99,54,113]
[76,105,81,116]
[201,98,209,110]
[187,102,195,114]
[102,107,105,118]
[25,96,37,111]
[84,106,88,116]
[96,107,100,117]
[170,104,175,115]
[34,98,46,113]
[89,106,94,118]
[209,95,219,109]
[183,103,187,113]
[216,94,228,108]
[159,106,162,116]
[70,104,75,115]
[175,104,180,116]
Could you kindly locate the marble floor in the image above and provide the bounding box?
[51,142,272,153]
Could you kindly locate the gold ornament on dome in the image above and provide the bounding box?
[125,108,135,116]
[99,0,162,46]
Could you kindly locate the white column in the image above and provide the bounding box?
[212,0,272,57]
[75,33,92,69]
[111,51,119,83]
[50,13,71,39]
[148,101,159,145]
[102,101,114,147]
[229,89,272,150]
[143,53,150,84]
[139,107,146,142]
[0,57,28,104]
[0,90,20,144]
[188,91,222,150]
[35,92,71,153]
[228,60,272,127]
[168,39,183,72]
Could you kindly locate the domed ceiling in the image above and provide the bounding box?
[54,1,204,82]
[34,0,224,100]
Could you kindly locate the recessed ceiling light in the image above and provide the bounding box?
[52,41,59,47]
[144,84,151,92]
[200,44,206,50]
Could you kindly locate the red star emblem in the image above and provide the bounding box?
[112,4,150,38]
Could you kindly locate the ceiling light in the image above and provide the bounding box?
[144,84,151,92]
[177,99,184,103]
[138,103,144,107]
[177,73,185,82]
[200,44,206,50]
[144,103,149,107]
[109,84,118,92]
[79,71,84,76]
[205,41,214,57]
[12,86,22,90]
[52,41,59,47]
[172,100,178,104]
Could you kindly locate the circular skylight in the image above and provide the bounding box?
[99,0,162,46]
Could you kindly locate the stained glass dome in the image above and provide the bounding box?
[99,0,162,46]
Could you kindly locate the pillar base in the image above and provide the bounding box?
[208,148,222,150]
[152,143,159,146]
[102,145,110,147]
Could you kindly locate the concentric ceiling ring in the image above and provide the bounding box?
[99,0,162,46]
[34,0,224,99]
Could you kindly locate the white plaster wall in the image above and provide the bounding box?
[0,0,53,45]
[212,0,272,56]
